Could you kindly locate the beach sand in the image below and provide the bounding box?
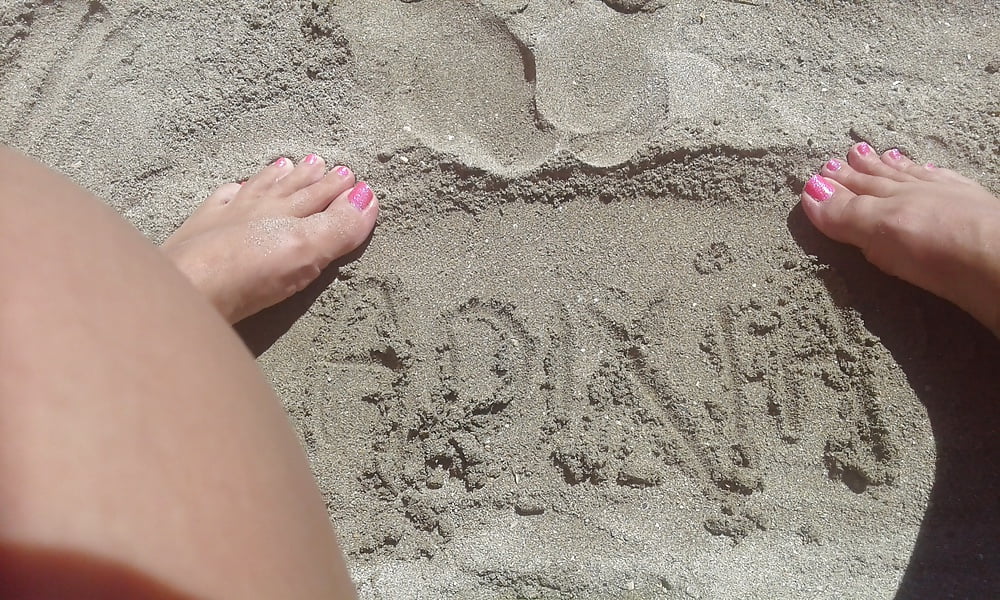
[2,0,998,597]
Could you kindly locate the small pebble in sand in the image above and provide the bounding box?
[514,499,545,516]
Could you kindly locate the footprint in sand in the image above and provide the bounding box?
[336,0,749,172]
[334,0,554,174]
[529,0,674,166]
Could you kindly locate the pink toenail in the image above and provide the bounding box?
[925,162,936,169]
[305,153,319,165]
[349,182,373,211]
[857,143,873,156]
[273,157,288,168]
[804,174,834,202]
[335,166,351,178]
[825,158,843,171]
[887,148,902,160]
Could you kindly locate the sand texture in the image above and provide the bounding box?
[2,0,999,598]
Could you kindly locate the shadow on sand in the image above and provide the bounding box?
[788,205,1000,599]
[234,231,375,357]
[234,206,997,597]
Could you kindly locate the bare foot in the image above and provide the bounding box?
[799,142,1000,337]
[161,154,379,323]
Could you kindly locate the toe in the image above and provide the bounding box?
[880,147,920,178]
[303,181,380,264]
[899,161,954,183]
[240,156,295,200]
[241,157,295,195]
[820,153,900,198]
[287,165,357,217]
[272,153,328,197]
[800,173,879,249]
[848,142,910,182]
[877,151,973,185]
[924,163,977,186]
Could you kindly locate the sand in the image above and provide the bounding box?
[2,0,999,598]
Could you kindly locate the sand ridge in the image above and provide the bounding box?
[2,0,999,598]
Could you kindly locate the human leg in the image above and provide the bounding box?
[0,146,376,598]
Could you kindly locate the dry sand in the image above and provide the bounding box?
[2,0,999,598]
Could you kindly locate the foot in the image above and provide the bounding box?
[800,142,1000,337]
[161,155,379,323]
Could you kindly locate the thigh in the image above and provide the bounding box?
[0,146,355,599]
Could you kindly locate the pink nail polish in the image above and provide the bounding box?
[804,175,834,202]
[304,153,319,165]
[349,182,373,211]
[335,166,351,178]
[273,157,288,168]
[857,143,873,156]
[925,162,936,170]
[887,148,902,160]
[825,158,843,171]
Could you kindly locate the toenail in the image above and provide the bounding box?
[925,162,937,169]
[335,166,351,178]
[825,158,843,171]
[857,143,873,156]
[304,153,320,165]
[273,157,288,168]
[804,174,834,202]
[887,148,902,160]
[349,182,374,211]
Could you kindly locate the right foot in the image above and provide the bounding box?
[161,155,379,324]
[799,142,1000,338]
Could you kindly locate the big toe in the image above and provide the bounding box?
[287,164,358,217]
[800,174,881,250]
[301,181,380,265]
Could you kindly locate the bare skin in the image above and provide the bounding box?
[800,142,1000,338]
[162,154,379,323]
[4,137,996,598]
[0,147,375,599]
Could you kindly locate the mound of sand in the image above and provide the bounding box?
[2,0,998,598]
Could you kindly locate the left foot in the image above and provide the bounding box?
[161,155,379,323]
